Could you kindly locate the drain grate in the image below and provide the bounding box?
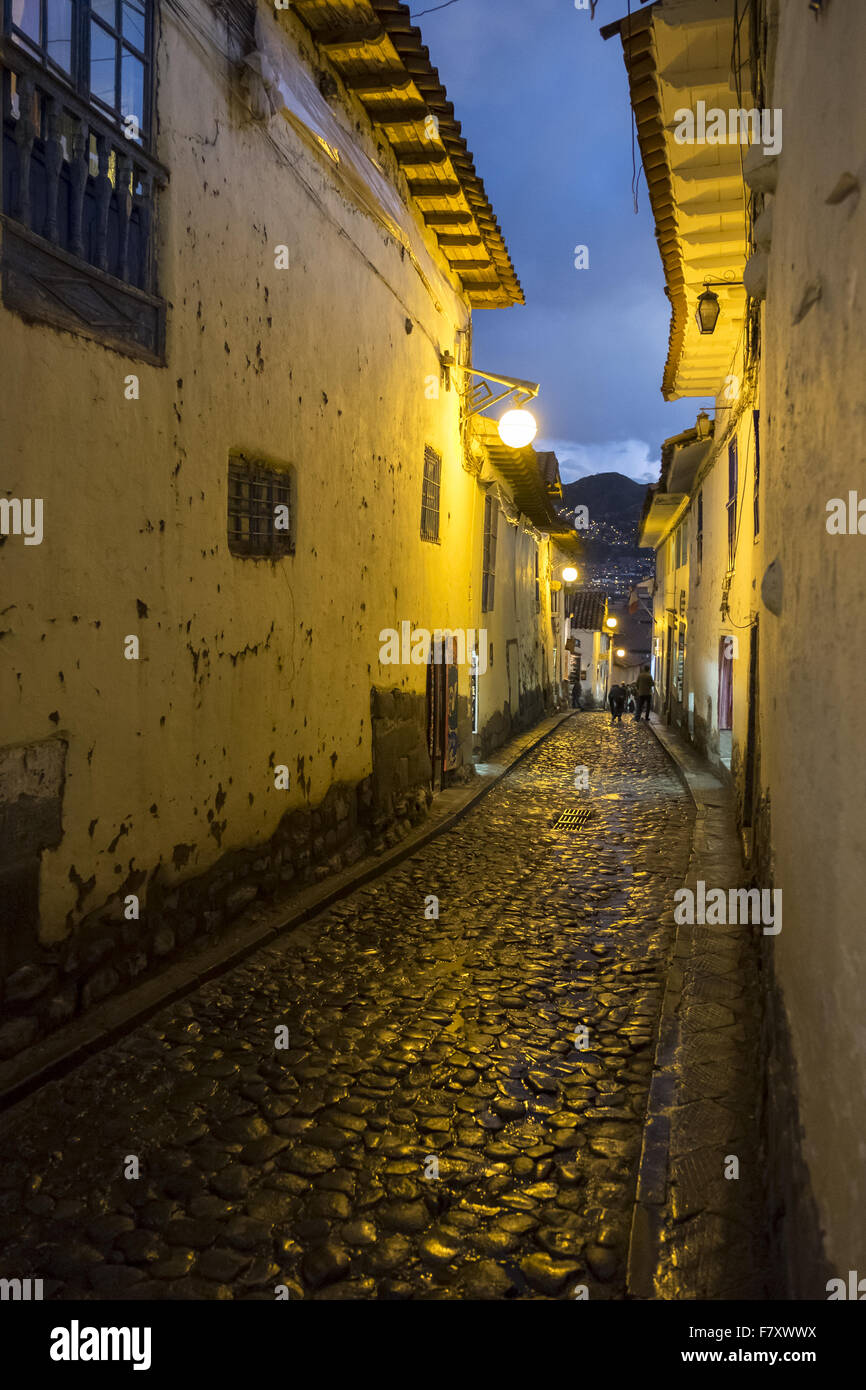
[551,807,594,830]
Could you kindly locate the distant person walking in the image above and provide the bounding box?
[571,677,582,710]
[635,665,655,721]
[608,682,625,723]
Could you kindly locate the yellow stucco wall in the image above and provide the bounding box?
[0,1,520,940]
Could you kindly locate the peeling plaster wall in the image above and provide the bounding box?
[0,0,492,944]
[758,0,866,1285]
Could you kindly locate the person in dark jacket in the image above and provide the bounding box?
[608,683,626,722]
[635,665,655,721]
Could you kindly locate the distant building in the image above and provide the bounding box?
[565,590,611,707]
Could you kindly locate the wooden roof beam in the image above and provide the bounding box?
[364,102,429,124]
[422,210,474,226]
[407,179,461,197]
[391,144,450,165]
[317,23,388,52]
[342,71,414,95]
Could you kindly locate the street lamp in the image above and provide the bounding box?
[498,407,537,449]
[439,351,540,449]
[562,566,578,583]
[616,647,626,658]
[695,288,721,335]
[695,277,744,335]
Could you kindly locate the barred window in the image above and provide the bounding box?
[420,445,441,542]
[482,493,498,612]
[227,455,294,558]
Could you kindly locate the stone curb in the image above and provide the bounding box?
[626,715,706,1300]
[0,710,577,1117]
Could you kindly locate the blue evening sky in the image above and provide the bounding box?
[412,0,713,482]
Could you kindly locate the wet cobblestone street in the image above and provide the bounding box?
[0,713,694,1300]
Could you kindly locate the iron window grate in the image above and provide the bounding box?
[482,493,498,611]
[420,445,441,542]
[227,457,293,558]
[552,808,593,830]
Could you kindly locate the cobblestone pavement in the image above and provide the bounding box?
[0,713,694,1300]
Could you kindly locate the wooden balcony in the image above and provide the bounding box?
[0,37,168,362]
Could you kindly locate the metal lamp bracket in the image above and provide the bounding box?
[440,351,540,420]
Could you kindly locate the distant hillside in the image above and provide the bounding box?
[561,472,649,530]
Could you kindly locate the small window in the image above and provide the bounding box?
[420,445,441,542]
[534,546,540,608]
[8,0,152,140]
[227,455,294,558]
[2,0,163,356]
[482,493,498,612]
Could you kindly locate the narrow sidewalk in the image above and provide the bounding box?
[628,715,773,1300]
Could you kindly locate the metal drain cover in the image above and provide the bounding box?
[552,807,593,830]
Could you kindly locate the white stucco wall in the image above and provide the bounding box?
[759,0,866,1274]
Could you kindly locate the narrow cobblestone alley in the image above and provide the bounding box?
[0,714,694,1301]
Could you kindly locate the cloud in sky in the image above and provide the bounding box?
[539,437,661,486]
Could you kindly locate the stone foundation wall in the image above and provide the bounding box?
[0,738,67,978]
[474,682,550,760]
[370,688,431,808]
[0,769,432,1065]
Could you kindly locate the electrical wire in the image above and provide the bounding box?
[411,0,462,15]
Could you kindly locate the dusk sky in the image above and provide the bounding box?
[414,0,714,483]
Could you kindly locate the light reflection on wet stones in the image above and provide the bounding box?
[0,714,691,1299]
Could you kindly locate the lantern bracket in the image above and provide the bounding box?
[439,352,540,419]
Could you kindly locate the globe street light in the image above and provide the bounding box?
[562,566,579,583]
[498,407,537,449]
[439,352,540,449]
